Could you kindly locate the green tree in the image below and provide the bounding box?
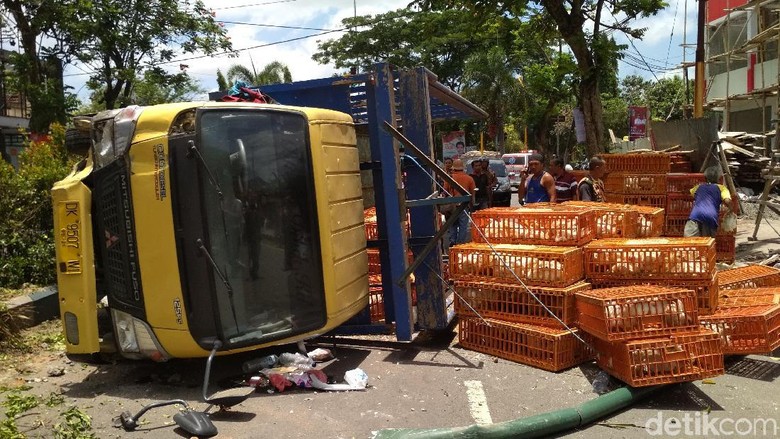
[216,69,228,90]
[1,1,77,132]
[0,124,75,287]
[419,0,667,156]
[132,69,204,106]
[225,60,292,86]
[462,47,521,154]
[64,0,231,109]
[313,8,514,91]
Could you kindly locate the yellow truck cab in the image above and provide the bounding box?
[52,102,369,361]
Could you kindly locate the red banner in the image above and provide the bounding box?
[628,106,649,141]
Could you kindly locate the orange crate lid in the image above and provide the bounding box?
[470,207,596,246]
[584,237,716,281]
[699,304,780,354]
[576,285,700,341]
[718,287,780,308]
[593,329,724,387]
[718,265,780,290]
[458,317,593,372]
[454,280,591,327]
[449,243,584,287]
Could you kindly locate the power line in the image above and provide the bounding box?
[665,0,681,70]
[61,27,346,78]
[213,0,299,10]
[218,20,334,31]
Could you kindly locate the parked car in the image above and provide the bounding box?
[502,152,536,189]
[465,158,512,207]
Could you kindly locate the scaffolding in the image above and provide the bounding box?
[705,0,780,146]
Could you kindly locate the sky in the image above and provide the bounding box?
[60,0,700,102]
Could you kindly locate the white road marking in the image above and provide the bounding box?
[464,380,493,425]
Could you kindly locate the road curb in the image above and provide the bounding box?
[3,285,59,330]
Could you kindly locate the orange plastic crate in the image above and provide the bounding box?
[561,201,637,238]
[699,304,780,354]
[664,214,733,237]
[470,207,596,246]
[368,249,381,274]
[600,153,672,174]
[454,280,591,327]
[665,194,693,216]
[576,286,699,341]
[584,237,716,281]
[605,193,667,209]
[670,162,692,173]
[570,170,588,182]
[364,207,411,241]
[718,287,780,308]
[366,276,418,323]
[719,265,780,290]
[604,173,667,195]
[458,317,594,372]
[368,285,385,322]
[716,235,736,264]
[591,277,719,316]
[664,215,687,236]
[367,248,415,275]
[632,206,665,238]
[667,173,706,193]
[449,243,584,287]
[592,329,724,387]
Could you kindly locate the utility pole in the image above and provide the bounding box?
[694,0,707,117]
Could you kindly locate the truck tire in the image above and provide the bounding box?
[65,127,92,156]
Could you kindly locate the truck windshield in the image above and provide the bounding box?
[197,109,325,346]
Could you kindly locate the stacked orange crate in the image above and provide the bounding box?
[664,173,706,236]
[601,153,670,209]
[454,207,595,371]
[699,304,780,354]
[364,207,416,322]
[584,237,719,314]
[561,201,665,238]
[718,265,780,290]
[718,287,780,308]
[589,330,724,386]
[663,175,735,263]
[575,285,724,386]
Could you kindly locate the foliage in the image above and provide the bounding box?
[602,94,629,140]
[462,47,522,153]
[44,392,66,408]
[0,124,75,288]
[53,406,96,439]
[417,0,667,155]
[2,388,39,418]
[619,75,690,121]
[62,0,231,109]
[131,69,204,106]
[313,7,515,91]
[225,60,292,86]
[216,69,229,91]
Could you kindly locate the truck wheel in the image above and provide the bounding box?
[65,127,92,156]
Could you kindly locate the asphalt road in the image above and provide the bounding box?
[8,331,779,439]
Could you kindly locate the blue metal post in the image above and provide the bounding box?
[398,68,448,330]
[366,63,414,340]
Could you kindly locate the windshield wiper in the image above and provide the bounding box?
[196,238,240,336]
[187,140,224,200]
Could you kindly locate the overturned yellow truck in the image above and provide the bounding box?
[52,102,369,361]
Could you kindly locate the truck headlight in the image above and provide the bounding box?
[93,106,143,169]
[111,309,170,362]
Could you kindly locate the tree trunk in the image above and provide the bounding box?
[580,73,606,156]
[540,0,607,155]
